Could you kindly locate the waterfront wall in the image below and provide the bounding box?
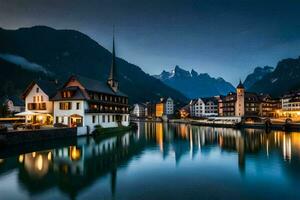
[0,128,77,147]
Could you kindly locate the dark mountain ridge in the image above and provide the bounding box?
[0,26,187,103]
[248,56,300,97]
[154,66,235,98]
[243,66,273,89]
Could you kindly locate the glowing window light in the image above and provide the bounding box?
[35,155,43,171]
[69,146,81,161]
[47,152,52,161]
[18,155,24,163]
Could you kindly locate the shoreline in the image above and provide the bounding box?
[168,119,300,132]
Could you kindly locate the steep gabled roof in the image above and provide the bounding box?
[51,86,89,101]
[237,80,244,89]
[22,80,59,99]
[202,97,218,104]
[69,75,127,97]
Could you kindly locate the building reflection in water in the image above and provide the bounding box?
[1,122,300,198]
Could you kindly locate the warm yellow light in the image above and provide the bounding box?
[35,155,43,171]
[47,152,52,161]
[38,115,43,121]
[70,146,81,161]
[18,155,24,163]
[32,152,36,158]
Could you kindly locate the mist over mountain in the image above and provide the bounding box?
[0,26,187,103]
[154,66,235,98]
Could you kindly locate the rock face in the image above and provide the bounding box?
[0,26,187,103]
[243,66,274,89]
[154,66,235,98]
[248,57,300,97]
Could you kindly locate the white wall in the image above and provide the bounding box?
[25,84,53,113]
[85,113,130,132]
[132,104,145,117]
[165,98,174,115]
[191,99,205,117]
[53,100,85,126]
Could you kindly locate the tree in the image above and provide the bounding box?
[0,104,9,117]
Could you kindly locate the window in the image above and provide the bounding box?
[41,96,43,102]
[36,87,39,93]
[124,115,127,121]
[92,115,96,123]
[62,91,72,98]
[108,115,110,122]
[56,116,59,123]
[102,115,105,123]
[59,102,72,110]
[33,96,36,103]
[27,103,46,110]
[76,102,80,110]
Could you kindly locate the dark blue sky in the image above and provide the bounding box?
[1,0,300,85]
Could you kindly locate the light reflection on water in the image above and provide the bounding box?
[0,122,300,199]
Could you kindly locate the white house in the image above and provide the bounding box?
[190,98,204,117]
[19,80,58,125]
[1,96,25,113]
[190,97,218,117]
[51,38,129,132]
[165,97,174,115]
[132,104,146,117]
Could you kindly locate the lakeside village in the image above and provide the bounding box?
[0,38,131,144]
[132,81,300,130]
[1,39,300,144]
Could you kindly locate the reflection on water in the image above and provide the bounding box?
[1,122,300,199]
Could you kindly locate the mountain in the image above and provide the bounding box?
[0,26,187,103]
[248,56,300,97]
[154,66,235,98]
[243,66,273,89]
[0,57,53,98]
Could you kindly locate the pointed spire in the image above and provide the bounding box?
[237,79,244,89]
[107,27,119,92]
[108,28,116,81]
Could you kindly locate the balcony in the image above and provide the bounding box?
[27,103,47,110]
[85,109,129,114]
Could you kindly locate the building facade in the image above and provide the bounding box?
[189,97,218,118]
[21,80,58,125]
[1,96,25,113]
[280,92,300,118]
[132,103,146,117]
[155,97,174,117]
[51,38,129,130]
[221,81,267,117]
[235,81,245,117]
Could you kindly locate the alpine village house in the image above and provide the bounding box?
[20,37,129,134]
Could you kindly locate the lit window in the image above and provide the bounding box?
[59,102,72,110]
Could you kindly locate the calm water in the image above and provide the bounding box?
[1,122,300,200]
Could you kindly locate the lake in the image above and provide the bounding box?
[0,122,300,200]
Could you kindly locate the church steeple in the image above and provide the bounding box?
[107,32,119,92]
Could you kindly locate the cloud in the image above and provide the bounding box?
[0,54,49,74]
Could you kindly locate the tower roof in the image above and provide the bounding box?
[108,35,117,82]
[237,80,244,89]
